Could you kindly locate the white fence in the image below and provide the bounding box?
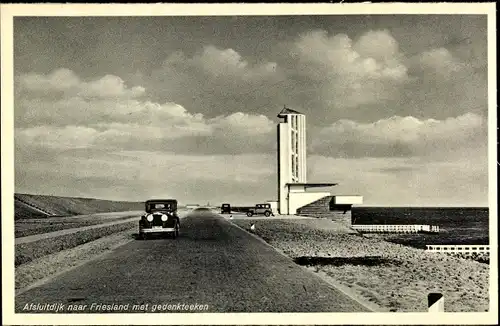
[352,224,439,233]
[425,244,490,253]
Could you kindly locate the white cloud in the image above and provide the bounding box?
[78,75,146,98]
[308,154,488,206]
[162,45,279,81]
[18,68,81,91]
[312,112,486,158]
[413,47,466,79]
[210,112,274,136]
[15,109,275,154]
[18,68,145,99]
[353,30,400,62]
[292,29,408,80]
[291,29,409,108]
[15,125,98,150]
[15,69,276,155]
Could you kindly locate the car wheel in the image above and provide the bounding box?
[247,211,253,217]
[264,211,271,217]
[172,222,180,239]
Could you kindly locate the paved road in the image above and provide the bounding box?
[15,209,369,313]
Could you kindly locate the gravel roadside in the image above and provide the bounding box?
[15,228,136,294]
[15,221,137,266]
[230,218,490,312]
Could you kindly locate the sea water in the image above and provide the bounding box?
[351,207,489,249]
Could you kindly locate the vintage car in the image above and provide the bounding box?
[139,199,180,239]
[221,203,231,214]
[246,203,274,217]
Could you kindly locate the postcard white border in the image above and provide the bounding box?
[1,3,497,325]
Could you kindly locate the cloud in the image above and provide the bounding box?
[353,30,400,62]
[290,29,409,109]
[308,154,488,206]
[18,68,145,99]
[18,68,81,91]
[15,109,275,155]
[163,45,278,80]
[15,125,99,150]
[311,112,486,158]
[411,47,466,79]
[137,28,487,128]
[15,69,276,155]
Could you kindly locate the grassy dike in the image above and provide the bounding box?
[15,229,136,291]
[15,221,136,266]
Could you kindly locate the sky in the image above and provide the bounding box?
[12,14,490,206]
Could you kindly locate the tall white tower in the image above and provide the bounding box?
[277,106,307,214]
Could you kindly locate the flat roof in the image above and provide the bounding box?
[286,183,338,188]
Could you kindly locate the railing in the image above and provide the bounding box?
[352,224,440,233]
[425,244,490,253]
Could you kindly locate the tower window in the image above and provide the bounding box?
[295,133,299,154]
[295,156,299,178]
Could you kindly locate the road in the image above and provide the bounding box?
[15,208,369,313]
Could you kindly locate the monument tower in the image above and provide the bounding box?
[277,106,307,214]
[275,106,362,216]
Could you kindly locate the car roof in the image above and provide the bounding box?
[146,199,177,203]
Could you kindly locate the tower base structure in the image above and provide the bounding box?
[296,195,363,226]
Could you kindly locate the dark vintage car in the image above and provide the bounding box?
[246,203,274,217]
[139,199,180,239]
[221,203,231,214]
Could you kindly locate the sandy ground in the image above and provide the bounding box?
[230,218,490,312]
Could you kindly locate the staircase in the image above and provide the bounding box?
[296,196,333,217]
[296,195,354,227]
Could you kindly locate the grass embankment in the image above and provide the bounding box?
[231,218,489,312]
[16,220,107,238]
[15,229,135,291]
[15,193,143,219]
[15,215,138,238]
[15,221,136,266]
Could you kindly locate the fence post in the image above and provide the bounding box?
[428,293,444,312]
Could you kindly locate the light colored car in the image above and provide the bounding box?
[246,203,274,217]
